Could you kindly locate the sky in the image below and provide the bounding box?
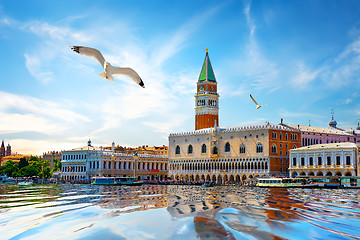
[1,0,360,155]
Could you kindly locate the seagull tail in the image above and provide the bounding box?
[99,72,106,79]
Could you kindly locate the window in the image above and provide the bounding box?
[256,143,263,153]
[280,159,283,164]
[301,157,305,166]
[280,143,283,148]
[272,132,277,139]
[318,157,322,166]
[285,133,288,140]
[187,145,193,154]
[327,156,331,165]
[175,145,180,154]
[280,133,282,140]
[212,146,218,154]
[271,144,277,154]
[239,144,246,153]
[346,156,351,165]
[293,145,297,149]
[309,157,313,166]
[225,142,230,152]
[336,156,341,165]
[201,144,207,153]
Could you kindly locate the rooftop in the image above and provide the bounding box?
[170,122,298,137]
[284,124,353,136]
[290,142,359,152]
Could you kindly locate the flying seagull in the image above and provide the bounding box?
[250,94,269,109]
[70,46,144,88]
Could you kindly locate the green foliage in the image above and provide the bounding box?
[2,160,19,177]
[18,157,29,169]
[17,165,38,177]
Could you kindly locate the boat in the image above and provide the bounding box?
[256,177,308,188]
[91,177,116,185]
[0,175,17,183]
[18,181,33,186]
[117,177,143,186]
[304,176,341,189]
[91,176,143,186]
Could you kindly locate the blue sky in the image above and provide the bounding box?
[1,0,360,155]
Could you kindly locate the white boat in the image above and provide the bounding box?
[18,181,33,186]
[256,177,307,188]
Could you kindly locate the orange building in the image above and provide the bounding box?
[268,129,301,174]
[195,49,219,130]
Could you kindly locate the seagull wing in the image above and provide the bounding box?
[70,46,106,69]
[250,94,258,105]
[110,66,145,88]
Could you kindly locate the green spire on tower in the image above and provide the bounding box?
[198,48,216,82]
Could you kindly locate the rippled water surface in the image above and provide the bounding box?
[1,184,360,240]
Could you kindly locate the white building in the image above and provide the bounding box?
[61,140,169,182]
[61,139,102,181]
[289,142,359,178]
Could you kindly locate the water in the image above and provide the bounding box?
[1,184,360,240]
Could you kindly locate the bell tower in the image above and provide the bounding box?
[195,49,219,130]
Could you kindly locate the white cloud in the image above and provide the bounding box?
[24,53,53,84]
[0,91,90,135]
[291,62,322,88]
[321,37,360,87]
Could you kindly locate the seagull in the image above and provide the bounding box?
[250,94,269,109]
[70,46,144,88]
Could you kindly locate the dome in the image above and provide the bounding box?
[329,119,337,128]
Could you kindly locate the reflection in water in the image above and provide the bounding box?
[0,184,360,239]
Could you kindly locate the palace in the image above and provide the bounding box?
[168,49,301,184]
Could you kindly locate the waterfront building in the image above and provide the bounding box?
[280,113,360,147]
[61,140,169,182]
[289,142,359,177]
[43,151,62,169]
[169,123,301,183]
[61,139,97,181]
[168,49,301,183]
[87,143,168,181]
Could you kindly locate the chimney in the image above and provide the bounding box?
[280,118,283,124]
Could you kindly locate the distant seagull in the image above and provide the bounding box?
[70,46,144,88]
[250,94,269,109]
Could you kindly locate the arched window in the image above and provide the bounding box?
[212,146,218,154]
[201,144,207,153]
[175,145,180,154]
[188,145,193,154]
[256,143,263,153]
[271,144,277,154]
[239,144,246,153]
[225,142,230,152]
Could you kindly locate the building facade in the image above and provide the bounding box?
[61,140,169,182]
[169,123,301,183]
[43,151,62,169]
[289,142,359,177]
[281,114,360,148]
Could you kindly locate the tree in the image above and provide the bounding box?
[18,157,29,169]
[2,160,19,177]
[17,165,38,177]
